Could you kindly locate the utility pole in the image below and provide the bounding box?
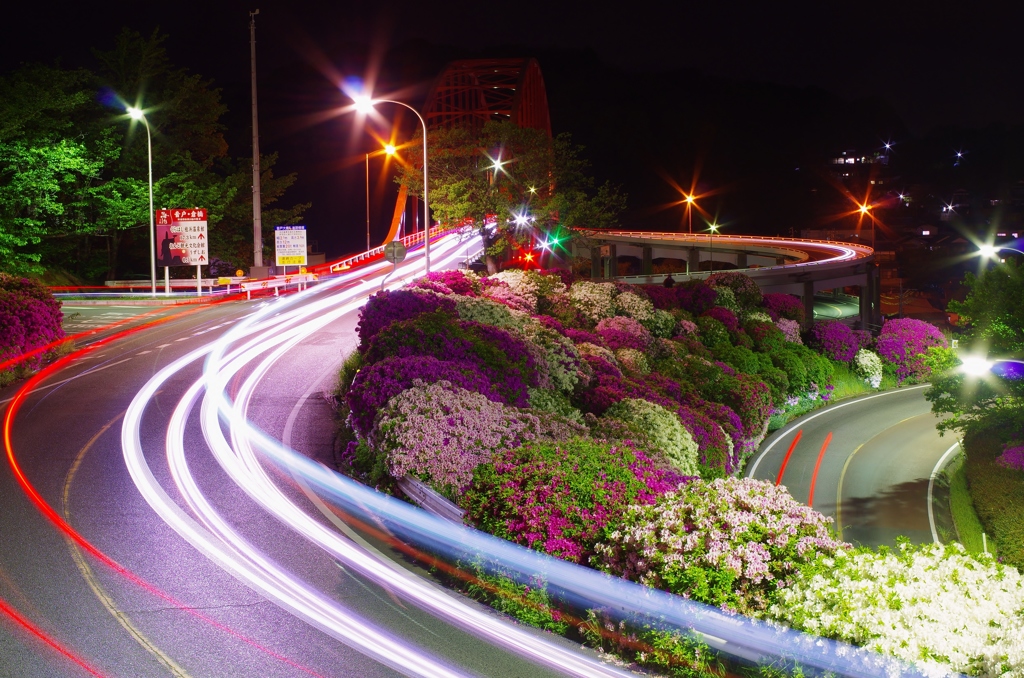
[250,9,263,269]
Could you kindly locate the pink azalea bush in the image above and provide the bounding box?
[592,477,846,614]
[762,293,805,324]
[995,442,1024,471]
[595,315,652,351]
[372,381,538,494]
[808,320,859,362]
[463,438,688,564]
[0,274,65,367]
[874,318,948,383]
[774,318,802,344]
[707,272,763,309]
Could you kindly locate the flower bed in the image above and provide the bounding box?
[875,317,947,383]
[0,274,65,376]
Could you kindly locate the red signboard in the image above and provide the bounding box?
[156,208,209,267]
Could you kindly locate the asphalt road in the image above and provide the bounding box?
[746,386,958,549]
[1,242,956,677]
[1,236,596,677]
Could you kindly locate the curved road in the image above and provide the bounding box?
[747,386,958,548]
[2,238,951,676]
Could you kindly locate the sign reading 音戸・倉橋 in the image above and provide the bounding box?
[156,208,208,267]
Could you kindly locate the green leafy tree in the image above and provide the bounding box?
[396,120,625,273]
[926,260,1024,436]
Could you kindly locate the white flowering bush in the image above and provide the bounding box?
[603,398,699,476]
[643,309,678,339]
[713,286,740,312]
[614,291,656,322]
[742,310,773,325]
[614,347,650,375]
[568,281,617,323]
[853,348,884,388]
[518,322,583,392]
[593,477,846,614]
[770,542,1024,677]
[489,269,566,313]
[775,317,803,344]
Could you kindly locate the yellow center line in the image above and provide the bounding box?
[835,414,918,541]
[62,411,191,678]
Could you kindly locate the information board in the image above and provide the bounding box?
[275,225,307,266]
[155,208,209,266]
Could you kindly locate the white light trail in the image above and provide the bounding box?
[122,229,930,678]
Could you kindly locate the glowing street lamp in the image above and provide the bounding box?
[684,193,696,234]
[979,244,1024,260]
[353,95,431,273]
[707,221,720,271]
[365,143,397,252]
[126,106,156,296]
[858,202,876,249]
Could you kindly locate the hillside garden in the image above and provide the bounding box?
[334,268,1021,677]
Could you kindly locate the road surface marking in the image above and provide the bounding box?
[174,337,189,342]
[928,441,963,544]
[746,384,930,478]
[62,413,192,677]
[835,443,864,541]
[156,343,172,348]
[137,350,151,355]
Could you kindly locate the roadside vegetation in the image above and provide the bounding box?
[330,267,1022,676]
[927,258,1024,571]
[0,274,69,386]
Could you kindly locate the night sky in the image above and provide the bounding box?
[5,0,1022,259]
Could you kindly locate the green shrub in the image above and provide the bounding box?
[604,398,699,476]
[771,349,808,393]
[963,428,1024,569]
[713,344,761,375]
[580,610,721,678]
[695,316,730,349]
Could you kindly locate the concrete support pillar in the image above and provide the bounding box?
[859,281,870,330]
[641,246,653,275]
[802,281,815,330]
[591,247,602,279]
[736,252,748,268]
[775,256,786,266]
[603,244,617,279]
[871,264,882,327]
[688,247,700,275]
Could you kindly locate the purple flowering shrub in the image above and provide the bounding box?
[364,311,538,405]
[564,328,606,347]
[875,318,947,383]
[373,381,538,495]
[677,406,733,478]
[745,320,787,354]
[481,282,535,313]
[995,443,1024,471]
[762,293,805,324]
[595,316,652,351]
[463,438,688,564]
[592,477,847,614]
[537,293,589,329]
[0,275,64,367]
[707,272,763,309]
[775,318,803,344]
[356,289,456,350]
[346,355,502,436]
[639,284,681,310]
[808,320,859,363]
[718,374,774,441]
[677,281,718,315]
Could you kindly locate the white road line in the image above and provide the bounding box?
[928,441,963,544]
[156,343,172,348]
[174,337,189,342]
[137,351,152,355]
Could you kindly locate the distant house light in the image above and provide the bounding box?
[998,232,1007,237]
[922,230,931,235]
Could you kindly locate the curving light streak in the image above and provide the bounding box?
[122,229,930,678]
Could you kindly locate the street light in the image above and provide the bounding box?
[708,221,720,271]
[979,244,1024,260]
[684,193,696,234]
[858,203,875,249]
[352,96,431,274]
[365,143,397,252]
[126,106,156,296]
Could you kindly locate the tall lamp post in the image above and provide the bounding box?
[353,96,430,274]
[858,203,874,248]
[708,221,719,271]
[365,143,396,252]
[684,193,695,234]
[126,106,156,297]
